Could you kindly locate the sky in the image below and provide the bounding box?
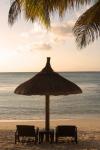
[0,1,100,72]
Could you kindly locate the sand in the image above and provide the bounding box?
[0,118,100,150]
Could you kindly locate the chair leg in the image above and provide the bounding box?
[50,134,54,143]
[15,136,16,144]
[15,133,17,144]
[15,134,20,144]
[35,136,38,144]
[56,136,58,143]
[75,135,77,144]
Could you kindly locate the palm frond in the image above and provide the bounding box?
[23,0,50,28]
[73,1,100,48]
[8,0,93,26]
[8,0,21,25]
[47,0,92,17]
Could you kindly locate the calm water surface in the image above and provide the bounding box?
[0,72,100,120]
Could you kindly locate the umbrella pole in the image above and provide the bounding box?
[45,95,50,142]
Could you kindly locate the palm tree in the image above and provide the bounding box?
[8,0,100,48]
[73,0,100,48]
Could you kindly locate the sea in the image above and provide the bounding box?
[0,72,100,120]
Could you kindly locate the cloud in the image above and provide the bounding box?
[20,23,48,39]
[50,23,73,37]
[17,42,52,53]
[32,43,52,51]
[18,22,74,52]
[49,22,75,45]
[53,37,66,45]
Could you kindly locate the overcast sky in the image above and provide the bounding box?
[0,1,100,72]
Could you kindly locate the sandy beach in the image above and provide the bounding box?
[0,118,100,150]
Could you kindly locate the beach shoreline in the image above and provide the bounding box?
[0,118,100,131]
[0,118,100,149]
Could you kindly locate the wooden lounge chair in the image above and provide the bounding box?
[15,125,39,144]
[55,125,77,144]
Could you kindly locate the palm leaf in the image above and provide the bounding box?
[8,0,92,26]
[24,0,50,28]
[73,1,100,48]
[8,0,21,25]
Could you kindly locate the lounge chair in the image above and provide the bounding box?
[55,125,77,144]
[15,125,39,144]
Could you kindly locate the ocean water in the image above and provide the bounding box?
[0,72,100,120]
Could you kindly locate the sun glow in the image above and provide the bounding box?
[0,50,11,61]
[0,1,100,72]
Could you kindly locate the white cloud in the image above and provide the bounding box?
[51,26,72,36]
[32,43,52,51]
[18,20,76,53]
[53,38,65,44]
[16,42,52,53]
[49,22,75,45]
[51,24,73,37]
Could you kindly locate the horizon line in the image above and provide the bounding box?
[0,71,100,73]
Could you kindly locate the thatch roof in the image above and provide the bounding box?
[15,57,82,95]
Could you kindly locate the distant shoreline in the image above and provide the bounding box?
[0,71,100,73]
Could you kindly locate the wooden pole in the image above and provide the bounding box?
[45,95,50,142]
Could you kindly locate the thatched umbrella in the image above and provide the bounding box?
[15,57,82,140]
